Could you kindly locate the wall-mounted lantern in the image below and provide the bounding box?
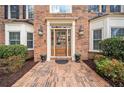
[79,25,84,36]
[38,25,43,36]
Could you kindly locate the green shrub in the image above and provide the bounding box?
[94,54,107,63]
[95,57,124,86]
[101,37,124,61]
[0,45,27,74]
[0,45,27,59]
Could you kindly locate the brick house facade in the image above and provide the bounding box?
[34,5,111,62]
[0,5,124,62]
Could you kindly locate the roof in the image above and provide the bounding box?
[4,19,34,25]
[89,13,124,21]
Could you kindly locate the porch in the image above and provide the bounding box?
[12,61,110,87]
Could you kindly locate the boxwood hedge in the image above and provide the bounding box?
[101,37,124,61]
[0,45,27,59]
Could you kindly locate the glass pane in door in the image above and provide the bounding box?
[55,29,67,56]
[68,29,71,56]
[51,30,54,56]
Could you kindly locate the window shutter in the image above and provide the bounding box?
[16,5,19,19]
[23,5,26,19]
[4,5,8,19]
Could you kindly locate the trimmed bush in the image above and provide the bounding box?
[0,45,27,59]
[95,56,124,86]
[101,37,124,61]
[0,45,27,75]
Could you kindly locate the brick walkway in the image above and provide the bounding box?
[12,61,110,87]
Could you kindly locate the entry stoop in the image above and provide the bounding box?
[50,57,72,62]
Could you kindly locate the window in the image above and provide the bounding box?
[27,32,33,48]
[102,5,106,12]
[110,5,121,12]
[4,5,19,19]
[27,5,34,19]
[88,5,99,12]
[9,32,20,45]
[50,5,72,13]
[10,5,19,19]
[23,5,34,19]
[111,28,124,37]
[93,29,102,50]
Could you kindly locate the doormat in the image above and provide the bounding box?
[55,60,68,64]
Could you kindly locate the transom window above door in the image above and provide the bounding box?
[50,23,72,28]
[50,5,72,13]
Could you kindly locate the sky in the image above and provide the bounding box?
[0,0,124,5]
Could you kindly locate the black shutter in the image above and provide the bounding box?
[23,5,26,19]
[4,5,8,19]
[16,5,19,19]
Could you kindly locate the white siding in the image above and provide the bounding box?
[90,15,124,52]
[5,22,34,50]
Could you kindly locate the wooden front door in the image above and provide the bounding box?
[55,30,67,56]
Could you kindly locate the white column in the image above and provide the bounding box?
[54,29,55,56]
[89,23,93,51]
[21,24,27,46]
[67,29,68,56]
[47,21,51,61]
[99,5,102,12]
[72,21,75,61]
[26,5,29,19]
[121,5,124,12]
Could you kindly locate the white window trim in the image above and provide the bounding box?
[90,28,103,52]
[110,26,124,37]
[26,5,34,19]
[27,31,34,50]
[47,20,75,61]
[26,5,29,19]
[8,5,19,19]
[121,5,124,12]
[7,30,21,45]
[5,23,34,50]
[8,5,11,19]
[50,5,72,13]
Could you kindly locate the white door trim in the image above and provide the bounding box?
[47,20,75,61]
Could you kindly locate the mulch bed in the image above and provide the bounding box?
[0,58,37,87]
[83,60,116,87]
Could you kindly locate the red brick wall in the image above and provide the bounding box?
[34,5,111,62]
[0,5,34,58]
[0,6,5,44]
[27,50,34,59]
[0,5,111,62]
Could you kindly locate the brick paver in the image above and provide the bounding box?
[12,61,110,87]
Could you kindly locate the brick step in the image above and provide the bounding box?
[50,57,72,61]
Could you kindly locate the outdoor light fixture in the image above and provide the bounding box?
[38,25,43,36]
[79,25,84,36]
